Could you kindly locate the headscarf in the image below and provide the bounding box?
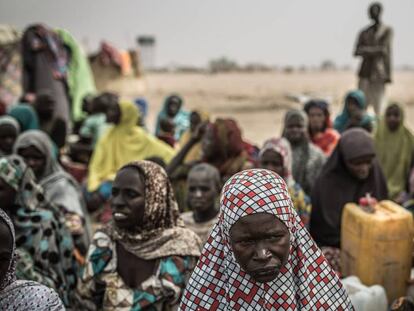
[179,169,353,310]
[282,109,325,194]
[304,100,340,155]
[374,103,414,200]
[155,95,190,141]
[333,90,375,133]
[87,101,174,191]
[8,104,39,131]
[0,155,78,307]
[14,130,85,216]
[259,137,295,187]
[0,208,16,291]
[104,160,201,260]
[56,29,96,121]
[310,128,388,248]
[0,209,65,310]
[206,118,247,178]
[0,115,20,132]
[179,110,210,163]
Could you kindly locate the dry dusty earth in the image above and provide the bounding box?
[103,70,414,146]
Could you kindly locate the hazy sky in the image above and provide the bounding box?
[1,0,413,67]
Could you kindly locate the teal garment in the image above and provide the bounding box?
[155,97,190,141]
[79,113,108,146]
[333,90,376,133]
[8,104,39,131]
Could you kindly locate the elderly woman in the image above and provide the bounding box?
[0,155,78,307]
[14,129,92,257]
[259,138,311,228]
[310,128,388,271]
[282,109,326,194]
[0,208,65,310]
[0,116,20,156]
[179,169,353,310]
[79,161,201,310]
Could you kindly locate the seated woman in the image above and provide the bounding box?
[334,90,375,134]
[0,208,65,310]
[14,130,92,257]
[179,169,353,310]
[310,128,388,271]
[178,110,210,164]
[259,138,311,228]
[0,116,20,156]
[0,155,79,307]
[8,103,40,132]
[79,160,201,310]
[155,94,190,142]
[374,103,414,202]
[282,109,326,195]
[87,100,174,205]
[304,99,340,155]
[181,163,221,244]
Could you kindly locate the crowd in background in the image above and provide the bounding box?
[0,16,414,311]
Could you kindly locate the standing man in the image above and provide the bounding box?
[354,2,393,115]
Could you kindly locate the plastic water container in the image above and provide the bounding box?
[342,276,387,311]
[341,200,414,302]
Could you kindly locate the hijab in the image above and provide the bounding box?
[87,101,174,191]
[104,160,201,260]
[0,208,16,291]
[7,104,39,131]
[259,137,295,187]
[310,128,388,248]
[374,103,414,199]
[333,90,375,133]
[179,169,353,310]
[0,116,20,156]
[155,95,190,141]
[0,208,64,310]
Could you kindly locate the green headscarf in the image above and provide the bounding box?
[56,29,96,121]
[374,103,414,199]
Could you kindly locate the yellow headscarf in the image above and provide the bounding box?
[87,101,175,191]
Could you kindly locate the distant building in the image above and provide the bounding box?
[137,36,156,71]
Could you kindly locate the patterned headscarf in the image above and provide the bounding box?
[180,169,353,310]
[259,137,295,187]
[104,160,201,260]
[0,155,48,211]
[0,208,16,291]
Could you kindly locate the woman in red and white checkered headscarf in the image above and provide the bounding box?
[179,169,353,310]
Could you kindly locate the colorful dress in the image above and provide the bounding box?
[79,231,197,310]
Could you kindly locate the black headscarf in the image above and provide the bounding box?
[310,128,388,247]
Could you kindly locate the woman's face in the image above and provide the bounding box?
[345,155,374,180]
[187,170,218,213]
[259,150,284,178]
[0,220,13,285]
[190,112,202,132]
[385,105,402,132]
[346,98,363,119]
[308,106,326,132]
[0,178,16,214]
[284,117,306,144]
[230,213,290,283]
[111,167,146,231]
[17,146,46,179]
[0,125,18,155]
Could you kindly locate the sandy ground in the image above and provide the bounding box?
[103,70,414,146]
